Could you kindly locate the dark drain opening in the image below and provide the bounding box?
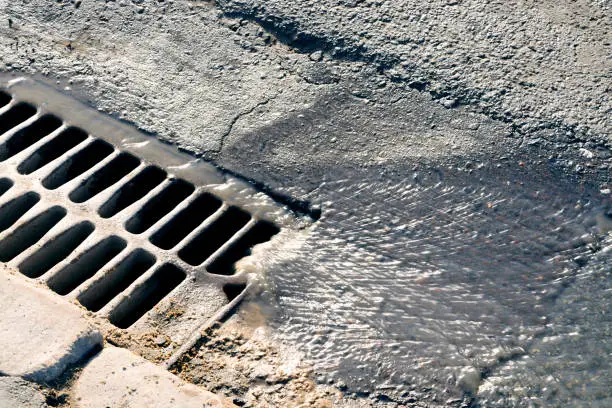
[98,166,167,219]
[0,115,63,162]
[125,179,195,234]
[0,178,13,196]
[42,139,114,190]
[69,153,140,203]
[18,221,95,278]
[78,249,156,312]
[47,235,127,296]
[150,192,222,250]
[223,282,247,303]
[208,221,280,275]
[0,206,67,262]
[0,192,41,233]
[109,263,186,329]
[178,206,251,266]
[18,127,89,175]
[0,91,11,108]
[0,103,37,136]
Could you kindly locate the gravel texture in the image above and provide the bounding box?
[172,306,370,408]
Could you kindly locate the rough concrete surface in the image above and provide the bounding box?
[0,0,610,407]
[216,0,610,140]
[0,268,102,384]
[0,377,48,408]
[172,305,373,408]
[72,346,233,408]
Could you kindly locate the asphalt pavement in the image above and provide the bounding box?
[0,0,609,406]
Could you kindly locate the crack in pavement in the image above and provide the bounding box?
[217,93,279,156]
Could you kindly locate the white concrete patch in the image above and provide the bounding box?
[72,346,233,408]
[0,377,47,408]
[0,268,102,383]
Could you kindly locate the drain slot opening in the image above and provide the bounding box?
[208,221,280,275]
[18,221,95,278]
[0,103,37,136]
[0,91,11,108]
[150,192,222,250]
[47,235,127,296]
[125,179,195,234]
[0,192,41,233]
[0,78,300,347]
[69,153,140,203]
[0,178,13,197]
[109,263,186,329]
[178,206,251,266]
[0,206,67,262]
[0,115,63,162]
[78,249,156,312]
[17,127,89,175]
[98,166,167,219]
[223,283,247,303]
[42,139,114,190]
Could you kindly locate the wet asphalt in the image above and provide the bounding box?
[1,0,610,406]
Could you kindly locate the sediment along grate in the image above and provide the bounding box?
[0,76,306,360]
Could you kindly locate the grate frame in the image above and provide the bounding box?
[0,75,307,362]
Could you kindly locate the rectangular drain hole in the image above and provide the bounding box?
[125,179,195,234]
[108,263,186,329]
[17,127,89,175]
[77,249,156,312]
[0,90,11,108]
[149,192,222,250]
[178,206,251,266]
[98,166,167,219]
[69,152,140,203]
[0,78,299,342]
[0,102,37,136]
[0,114,64,162]
[207,220,280,275]
[18,221,95,278]
[0,206,67,262]
[223,282,247,303]
[0,192,41,233]
[47,235,127,296]
[42,139,114,190]
[0,178,13,197]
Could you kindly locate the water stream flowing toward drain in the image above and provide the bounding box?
[258,159,610,406]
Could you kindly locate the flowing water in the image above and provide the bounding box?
[256,157,610,406]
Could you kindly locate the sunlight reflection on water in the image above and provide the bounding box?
[257,159,610,406]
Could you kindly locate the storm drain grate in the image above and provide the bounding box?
[0,76,306,361]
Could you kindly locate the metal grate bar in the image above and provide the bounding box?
[0,75,308,364]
